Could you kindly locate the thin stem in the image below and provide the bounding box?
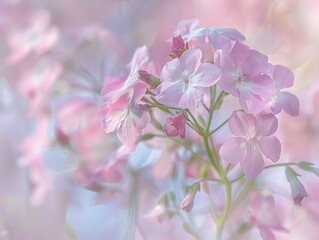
[216,178,232,240]
[203,136,222,176]
[264,162,299,169]
[208,117,229,136]
[125,173,137,240]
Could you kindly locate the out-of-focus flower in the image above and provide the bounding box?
[156,48,220,109]
[18,116,51,206]
[248,192,287,240]
[285,167,308,206]
[265,65,299,116]
[219,111,281,179]
[101,83,150,146]
[214,42,274,114]
[6,10,59,64]
[164,113,187,139]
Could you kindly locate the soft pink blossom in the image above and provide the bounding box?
[219,111,281,179]
[7,10,59,64]
[163,113,186,139]
[156,48,220,109]
[265,65,299,116]
[214,42,274,114]
[248,192,287,240]
[100,82,150,146]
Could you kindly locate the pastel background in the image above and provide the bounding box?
[1,0,319,239]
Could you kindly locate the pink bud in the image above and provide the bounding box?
[290,178,308,206]
[171,35,186,57]
[181,192,196,212]
[163,114,186,139]
[180,183,199,212]
[138,70,160,88]
[285,167,308,206]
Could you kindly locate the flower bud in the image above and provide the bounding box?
[170,35,186,58]
[181,182,199,212]
[138,70,160,89]
[163,113,186,139]
[285,166,308,206]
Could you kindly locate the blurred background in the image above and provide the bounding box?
[1,0,319,239]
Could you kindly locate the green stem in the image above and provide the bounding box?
[125,173,137,240]
[203,136,222,176]
[216,178,232,240]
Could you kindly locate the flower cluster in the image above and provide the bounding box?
[3,1,318,238]
[97,19,315,240]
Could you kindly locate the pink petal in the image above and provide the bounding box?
[102,108,127,133]
[256,113,278,136]
[219,137,245,164]
[248,73,274,97]
[117,105,150,145]
[259,227,276,240]
[242,50,269,77]
[189,63,220,87]
[179,48,202,75]
[229,41,250,65]
[249,192,266,212]
[179,87,202,109]
[160,58,183,82]
[240,144,264,179]
[217,72,239,97]
[228,111,257,137]
[273,65,294,89]
[174,19,200,36]
[128,45,149,74]
[239,90,265,114]
[278,91,300,116]
[156,81,184,106]
[214,49,237,73]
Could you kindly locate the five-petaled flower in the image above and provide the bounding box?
[156,48,220,109]
[219,111,281,179]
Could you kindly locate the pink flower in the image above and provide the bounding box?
[163,114,186,139]
[219,111,281,179]
[173,19,200,37]
[180,183,199,212]
[170,35,186,57]
[285,167,308,206]
[214,42,274,114]
[7,10,59,64]
[183,26,245,52]
[100,83,150,146]
[265,65,300,116]
[124,45,150,89]
[248,192,287,240]
[100,46,151,145]
[156,48,220,109]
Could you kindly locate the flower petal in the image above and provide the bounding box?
[156,81,184,106]
[228,111,257,137]
[219,137,245,164]
[273,65,294,89]
[278,91,300,116]
[180,48,202,75]
[189,63,220,87]
[178,87,202,109]
[259,227,276,240]
[160,58,183,82]
[258,136,281,163]
[240,144,264,179]
[256,113,278,136]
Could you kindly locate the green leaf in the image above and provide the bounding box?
[298,161,319,177]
